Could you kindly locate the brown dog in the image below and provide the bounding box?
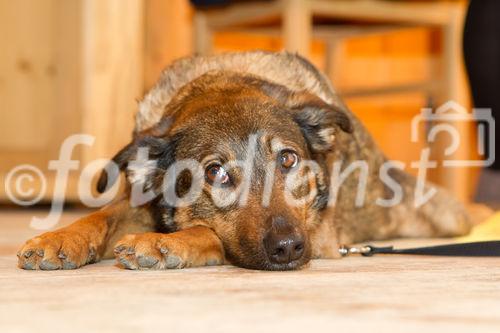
[17,51,472,271]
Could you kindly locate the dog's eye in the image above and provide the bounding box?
[279,150,299,170]
[205,164,230,186]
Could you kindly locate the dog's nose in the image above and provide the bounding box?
[263,217,305,264]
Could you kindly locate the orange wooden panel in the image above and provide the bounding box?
[337,28,434,91]
[346,93,428,176]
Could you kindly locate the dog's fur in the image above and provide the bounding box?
[17,51,471,271]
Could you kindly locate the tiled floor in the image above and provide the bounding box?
[1,209,500,333]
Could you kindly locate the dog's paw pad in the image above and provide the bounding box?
[137,255,159,268]
[23,250,34,259]
[165,255,182,269]
[206,258,220,266]
[39,259,60,271]
[21,261,36,270]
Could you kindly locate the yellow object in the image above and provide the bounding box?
[457,212,500,242]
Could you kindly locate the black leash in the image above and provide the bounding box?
[339,241,500,257]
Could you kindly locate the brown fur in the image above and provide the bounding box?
[18,51,472,271]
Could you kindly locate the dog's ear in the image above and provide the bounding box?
[290,101,353,153]
[96,141,134,193]
[261,83,353,153]
[96,117,175,193]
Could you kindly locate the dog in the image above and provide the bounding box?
[17,51,472,271]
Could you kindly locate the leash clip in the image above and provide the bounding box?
[338,245,372,257]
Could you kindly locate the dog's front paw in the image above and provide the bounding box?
[18,231,97,270]
[113,233,186,270]
[113,233,222,270]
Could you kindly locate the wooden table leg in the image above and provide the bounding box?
[435,4,471,202]
[282,0,312,58]
[193,11,212,55]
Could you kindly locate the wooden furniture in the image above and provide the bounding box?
[193,0,472,202]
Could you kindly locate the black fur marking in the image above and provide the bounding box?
[147,133,181,232]
[313,160,330,211]
[151,198,178,234]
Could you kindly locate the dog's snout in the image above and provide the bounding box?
[264,217,305,264]
[264,234,305,264]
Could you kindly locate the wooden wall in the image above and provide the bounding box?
[0,0,145,201]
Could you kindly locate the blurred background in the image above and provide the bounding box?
[0,0,497,207]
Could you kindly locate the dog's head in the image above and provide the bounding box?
[98,72,352,270]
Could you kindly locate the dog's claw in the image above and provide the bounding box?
[114,245,125,254]
[118,256,136,270]
[23,250,34,258]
